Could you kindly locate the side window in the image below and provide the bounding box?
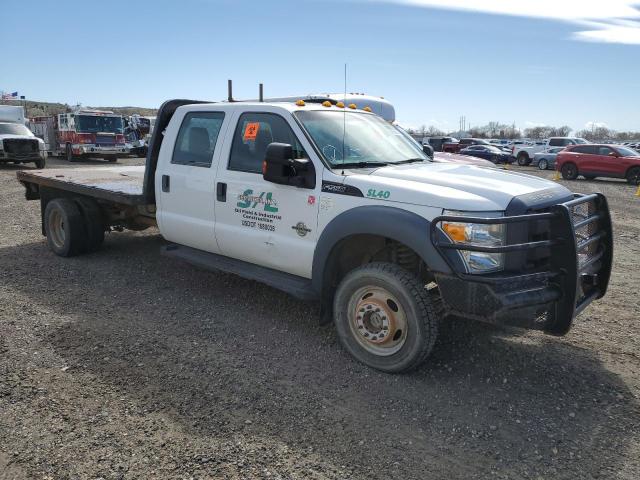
[597,146,612,156]
[228,112,305,174]
[572,146,589,154]
[549,138,562,147]
[172,112,225,167]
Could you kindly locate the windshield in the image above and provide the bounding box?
[0,123,33,136]
[295,111,428,167]
[75,115,124,134]
[615,146,639,157]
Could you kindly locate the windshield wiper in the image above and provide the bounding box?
[394,158,428,164]
[336,161,389,169]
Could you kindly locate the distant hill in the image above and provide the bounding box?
[0,100,157,118]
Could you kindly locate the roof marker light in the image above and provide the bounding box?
[336,101,345,108]
[363,106,372,112]
[295,100,306,106]
[322,101,332,107]
[348,103,357,109]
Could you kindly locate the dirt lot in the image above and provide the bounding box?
[1,156,639,479]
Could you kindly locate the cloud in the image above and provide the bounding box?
[378,0,640,45]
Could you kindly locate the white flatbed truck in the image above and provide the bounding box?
[17,99,613,372]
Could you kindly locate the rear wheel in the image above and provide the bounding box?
[333,262,438,373]
[561,162,578,180]
[35,157,46,169]
[106,155,118,163]
[627,167,640,185]
[44,198,87,257]
[538,158,548,170]
[517,152,530,166]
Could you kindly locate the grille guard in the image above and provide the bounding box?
[430,193,613,334]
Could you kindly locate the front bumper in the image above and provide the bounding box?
[0,150,45,162]
[75,144,129,155]
[430,194,613,334]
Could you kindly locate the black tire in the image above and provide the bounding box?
[626,167,640,185]
[517,152,530,166]
[65,144,75,162]
[538,159,548,170]
[74,197,105,253]
[44,198,88,257]
[333,262,439,373]
[35,157,46,169]
[106,155,118,163]
[561,162,578,180]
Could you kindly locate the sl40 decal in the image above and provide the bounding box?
[366,188,391,199]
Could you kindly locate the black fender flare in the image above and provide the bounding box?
[311,205,452,296]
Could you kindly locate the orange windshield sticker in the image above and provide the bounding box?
[243,122,260,141]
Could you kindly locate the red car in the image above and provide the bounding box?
[556,144,640,184]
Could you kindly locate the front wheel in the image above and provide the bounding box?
[106,155,118,163]
[65,144,76,162]
[561,163,578,180]
[333,263,439,373]
[627,167,640,185]
[35,157,46,169]
[538,159,548,170]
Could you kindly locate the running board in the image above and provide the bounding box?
[161,244,317,301]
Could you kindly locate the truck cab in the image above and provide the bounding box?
[17,100,613,373]
[0,105,46,168]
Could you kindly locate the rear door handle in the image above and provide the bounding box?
[161,175,170,192]
[216,182,227,202]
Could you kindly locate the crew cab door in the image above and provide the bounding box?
[214,109,321,278]
[155,109,228,253]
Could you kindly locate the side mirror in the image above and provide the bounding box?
[609,151,620,157]
[422,144,434,158]
[263,142,315,188]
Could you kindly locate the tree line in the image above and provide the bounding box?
[406,122,640,142]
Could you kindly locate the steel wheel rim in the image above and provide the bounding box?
[347,286,408,356]
[48,210,65,249]
[539,160,547,170]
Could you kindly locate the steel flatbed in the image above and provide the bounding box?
[17,165,149,206]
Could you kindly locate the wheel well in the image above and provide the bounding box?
[626,165,640,176]
[320,235,432,314]
[517,151,529,159]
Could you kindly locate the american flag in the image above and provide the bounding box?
[1,91,19,100]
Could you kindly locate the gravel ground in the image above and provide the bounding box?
[1,157,639,479]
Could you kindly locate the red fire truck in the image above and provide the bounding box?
[30,109,129,162]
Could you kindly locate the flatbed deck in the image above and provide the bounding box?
[17,166,149,205]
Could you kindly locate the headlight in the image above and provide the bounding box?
[441,210,506,273]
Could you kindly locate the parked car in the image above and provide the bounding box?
[513,137,588,166]
[424,136,457,152]
[442,138,490,153]
[459,145,512,164]
[433,151,495,167]
[556,144,640,184]
[531,147,565,170]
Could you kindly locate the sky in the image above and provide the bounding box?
[2,0,639,133]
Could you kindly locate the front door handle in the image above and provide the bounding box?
[216,182,227,202]
[162,175,170,192]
